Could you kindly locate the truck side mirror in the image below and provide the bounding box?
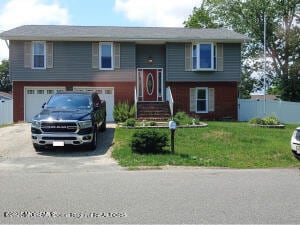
[94,103,100,110]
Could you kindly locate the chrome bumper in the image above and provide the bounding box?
[32,132,94,146]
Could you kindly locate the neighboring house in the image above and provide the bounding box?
[0,91,12,102]
[0,25,248,122]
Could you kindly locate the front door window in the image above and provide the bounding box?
[146,73,154,95]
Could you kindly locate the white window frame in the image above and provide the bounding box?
[192,43,215,71]
[32,41,46,69]
[196,87,208,113]
[99,42,114,70]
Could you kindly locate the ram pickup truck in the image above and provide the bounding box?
[31,92,106,151]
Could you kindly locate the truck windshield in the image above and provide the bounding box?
[46,94,92,110]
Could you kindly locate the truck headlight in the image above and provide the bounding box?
[78,121,93,129]
[31,120,41,129]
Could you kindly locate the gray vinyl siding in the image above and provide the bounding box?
[136,44,167,100]
[166,43,241,82]
[136,45,166,69]
[9,41,136,82]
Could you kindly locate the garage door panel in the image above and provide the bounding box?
[73,87,114,122]
[25,87,65,122]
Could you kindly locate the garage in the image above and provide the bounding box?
[73,87,114,122]
[24,86,114,122]
[24,87,66,122]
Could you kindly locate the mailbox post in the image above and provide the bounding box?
[169,120,176,153]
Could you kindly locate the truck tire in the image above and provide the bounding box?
[87,127,97,150]
[100,117,106,132]
[33,143,44,152]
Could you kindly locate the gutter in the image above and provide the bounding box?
[0,36,248,43]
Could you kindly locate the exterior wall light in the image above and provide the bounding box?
[147,56,153,64]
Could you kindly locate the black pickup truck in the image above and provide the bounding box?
[31,92,106,151]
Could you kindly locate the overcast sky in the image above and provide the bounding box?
[0,0,202,61]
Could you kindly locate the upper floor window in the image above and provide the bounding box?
[32,42,46,69]
[192,43,215,71]
[100,42,113,70]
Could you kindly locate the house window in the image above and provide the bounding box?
[196,87,208,113]
[33,42,46,69]
[192,43,215,70]
[100,42,113,70]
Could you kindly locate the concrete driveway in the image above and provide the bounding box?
[0,123,120,172]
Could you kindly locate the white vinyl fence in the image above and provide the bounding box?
[238,99,300,124]
[0,100,13,125]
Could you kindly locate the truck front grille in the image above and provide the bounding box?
[42,136,77,140]
[41,122,78,133]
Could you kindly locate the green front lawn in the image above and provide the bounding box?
[112,122,300,168]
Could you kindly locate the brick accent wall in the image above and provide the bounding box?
[166,82,238,121]
[13,81,135,122]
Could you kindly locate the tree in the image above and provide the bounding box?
[185,0,300,101]
[183,0,220,28]
[0,60,12,92]
[280,58,300,101]
[239,65,258,99]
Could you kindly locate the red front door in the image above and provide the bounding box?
[143,69,157,101]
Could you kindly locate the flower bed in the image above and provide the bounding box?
[249,116,285,129]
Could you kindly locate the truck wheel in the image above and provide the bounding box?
[100,118,106,132]
[33,143,44,152]
[88,127,97,150]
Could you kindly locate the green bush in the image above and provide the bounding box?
[173,112,191,125]
[113,101,135,122]
[149,121,157,126]
[130,129,168,154]
[263,116,280,125]
[125,118,136,127]
[249,117,263,125]
[173,112,200,125]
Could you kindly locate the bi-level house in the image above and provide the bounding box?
[0,25,247,122]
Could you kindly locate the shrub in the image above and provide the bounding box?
[149,121,157,126]
[263,116,280,125]
[173,112,200,125]
[131,129,168,154]
[173,112,191,125]
[125,118,136,127]
[249,117,263,125]
[113,101,135,122]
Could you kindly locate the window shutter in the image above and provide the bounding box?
[92,42,99,69]
[46,42,53,68]
[185,43,192,71]
[24,42,32,68]
[114,42,120,69]
[217,43,223,71]
[190,88,196,112]
[208,88,215,112]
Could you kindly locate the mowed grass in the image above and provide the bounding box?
[112,122,300,168]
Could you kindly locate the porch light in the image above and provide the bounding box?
[147,56,153,64]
